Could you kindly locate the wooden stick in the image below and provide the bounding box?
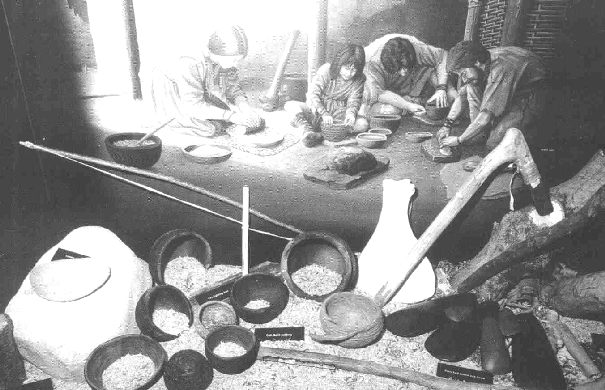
[19,141,304,236]
[260,30,300,111]
[375,128,543,306]
[136,117,174,145]
[242,185,249,275]
[258,346,523,390]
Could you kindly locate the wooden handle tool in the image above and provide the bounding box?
[136,117,175,145]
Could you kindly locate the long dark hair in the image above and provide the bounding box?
[329,44,366,81]
[380,37,417,74]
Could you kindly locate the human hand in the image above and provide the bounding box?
[322,114,334,126]
[344,112,356,126]
[437,126,450,141]
[406,102,426,115]
[440,135,460,147]
[427,90,448,108]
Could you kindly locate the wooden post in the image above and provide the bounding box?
[501,0,531,46]
[122,0,141,99]
[464,0,483,41]
[307,0,328,87]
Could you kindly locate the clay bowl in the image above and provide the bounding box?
[281,231,357,302]
[163,349,214,390]
[149,229,213,286]
[369,114,402,133]
[204,325,259,374]
[230,273,289,324]
[356,132,387,149]
[425,103,450,121]
[105,132,162,169]
[321,122,351,142]
[84,334,166,390]
[197,300,238,338]
[368,127,392,137]
[135,285,194,342]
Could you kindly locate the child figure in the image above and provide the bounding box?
[285,44,366,147]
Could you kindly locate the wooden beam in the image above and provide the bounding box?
[501,0,531,46]
[307,0,328,87]
[464,0,483,41]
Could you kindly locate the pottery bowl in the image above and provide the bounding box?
[84,334,166,390]
[281,231,357,302]
[204,325,259,374]
[197,300,238,338]
[368,127,392,137]
[135,285,194,342]
[369,114,402,133]
[230,273,289,324]
[149,229,213,286]
[356,133,387,148]
[105,132,162,169]
[163,349,214,390]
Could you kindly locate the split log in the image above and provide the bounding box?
[258,346,523,390]
[451,150,605,294]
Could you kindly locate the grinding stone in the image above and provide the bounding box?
[511,313,566,390]
[385,305,446,338]
[421,137,461,163]
[425,319,481,362]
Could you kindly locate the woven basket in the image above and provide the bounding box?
[321,122,351,142]
[311,292,384,348]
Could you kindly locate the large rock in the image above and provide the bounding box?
[5,226,152,382]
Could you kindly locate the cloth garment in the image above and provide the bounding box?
[475,47,548,150]
[362,33,448,107]
[150,56,246,137]
[306,63,365,122]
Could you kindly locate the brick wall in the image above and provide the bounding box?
[479,0,507,48]
[523,0,569,62]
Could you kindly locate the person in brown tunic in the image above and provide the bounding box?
[439,41,548,168]
[149,25,262,137]
[285,44,366,146]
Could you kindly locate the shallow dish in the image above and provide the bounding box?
[356,132,387,148]
[368,127,392,137]
[182,144,232,164]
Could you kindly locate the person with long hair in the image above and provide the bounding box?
[149,25,262,137]
[285,44,366,147]
[355,34,455,132]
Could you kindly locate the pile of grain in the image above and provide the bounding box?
[113,139,155,147]
[213,342,247,358]
[102,354,155,390]
[244,299,271,310]
[291,264,342,296]
[164,260,239,297]
[152,308,190,336]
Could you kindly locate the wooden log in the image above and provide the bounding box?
[501,0,531,46]
[452,150,605,293]
[258,346,524,390]
[542,271,605,320]
[573,377,605,390]
[464,0,483,41]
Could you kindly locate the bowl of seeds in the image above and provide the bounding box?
[281,231,357,302]
[84,334,166,390]
[230,273,289,324]
[204,325,258,374]
[135,285,194,342]
[149,229,213,296]
[105,132,162,169]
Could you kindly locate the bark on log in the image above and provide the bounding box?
[452,151,605,293]
[258,346,524,390]
[542,271,605,320]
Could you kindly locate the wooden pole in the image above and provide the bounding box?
[19,141,304,236]
[242,185,249,275]
[501,0,531,46]
[258,346,524,390]
[260,30,300,111]
[122,0,142,99]
[464,0,483,41]
[307,0,328,87]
